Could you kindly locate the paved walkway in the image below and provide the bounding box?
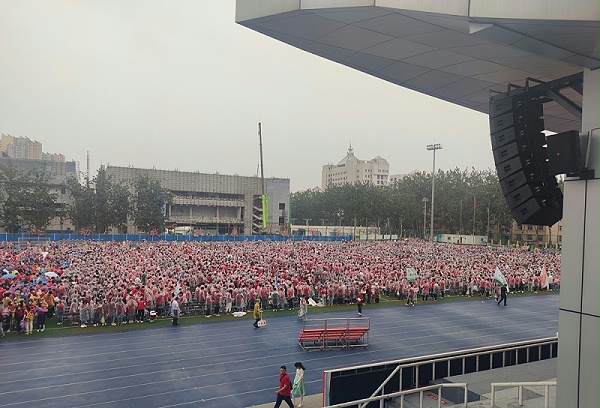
[0,294,559,408]
[248,393,322,408]
[250,360,557,408]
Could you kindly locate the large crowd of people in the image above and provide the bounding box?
[0,239,560,334]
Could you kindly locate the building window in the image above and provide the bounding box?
[278,203,285,210]
[527,235,533,240]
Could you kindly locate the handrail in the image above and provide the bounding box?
[324,382,469,408]
[326,337,558,373]
[323,337,558,407]
[490,381,556,407]
[355,337,558,407]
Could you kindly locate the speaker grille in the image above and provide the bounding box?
[489,91,563,226]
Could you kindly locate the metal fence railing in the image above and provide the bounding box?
[323,337,558,407]
[491,381,556,408]
[323,382,470,408]
[1,233,353,243]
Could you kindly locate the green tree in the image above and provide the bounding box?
[131,174,171,233]
[0,162,28,232]
[92,168,131,233]
[109,181,131,233]
[93,168,113,234]
[21,168,58,232]
[0,163,57,233]
[65,169,130,233]
[291,168,515,240]
[65,176,96,232]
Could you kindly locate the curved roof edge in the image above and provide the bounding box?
[236,1,598,132]
[236,0,599,24]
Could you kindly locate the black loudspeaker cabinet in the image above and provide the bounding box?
[547,130,582,176]
[489,91,563,226]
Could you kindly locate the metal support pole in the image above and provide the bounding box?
[427,143,442,241]
[422,197,428,240]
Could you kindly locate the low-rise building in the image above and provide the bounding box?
[105,165,290,235]
[510,221,563,249]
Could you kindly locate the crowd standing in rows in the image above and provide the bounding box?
[0,239,560,333]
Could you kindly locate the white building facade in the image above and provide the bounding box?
[322,145,389,189]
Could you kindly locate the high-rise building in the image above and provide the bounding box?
[322,145,389,189]
[0,134,43,160]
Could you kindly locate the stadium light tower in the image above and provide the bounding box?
[427,143,442,242]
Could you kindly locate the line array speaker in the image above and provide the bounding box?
[489,90,563,226]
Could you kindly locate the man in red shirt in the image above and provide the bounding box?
[274,365,294,408]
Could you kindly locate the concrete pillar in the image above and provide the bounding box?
[556,68,599,408]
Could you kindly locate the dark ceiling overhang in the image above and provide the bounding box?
[236,2,599,133]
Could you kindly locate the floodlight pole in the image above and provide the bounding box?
[427,143,442,242]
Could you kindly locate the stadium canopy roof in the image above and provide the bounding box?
[236,1,599,133]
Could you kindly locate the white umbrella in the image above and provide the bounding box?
[44,271,59,278]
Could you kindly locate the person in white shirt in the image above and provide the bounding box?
[171,295,180,326]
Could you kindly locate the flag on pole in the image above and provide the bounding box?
[473,196,477,210]
[174,270,183,296]
[540,264,549,290]
[406,266,418,282]
[494,266,507,287]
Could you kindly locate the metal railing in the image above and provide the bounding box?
[324,382,469,408]
[490,381,556,407]
[323,337,558,407]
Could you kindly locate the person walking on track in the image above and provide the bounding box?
[356,293,364,316]
[253,299,262,328]
[497,284,508,306]
[273,365,294,408]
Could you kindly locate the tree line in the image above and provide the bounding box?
[0,163,171,234]
[290,168,516,241]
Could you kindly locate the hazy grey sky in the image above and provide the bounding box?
[1,1,495,192]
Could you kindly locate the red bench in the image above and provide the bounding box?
[344,327,370,346]
[297,321,370,350]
